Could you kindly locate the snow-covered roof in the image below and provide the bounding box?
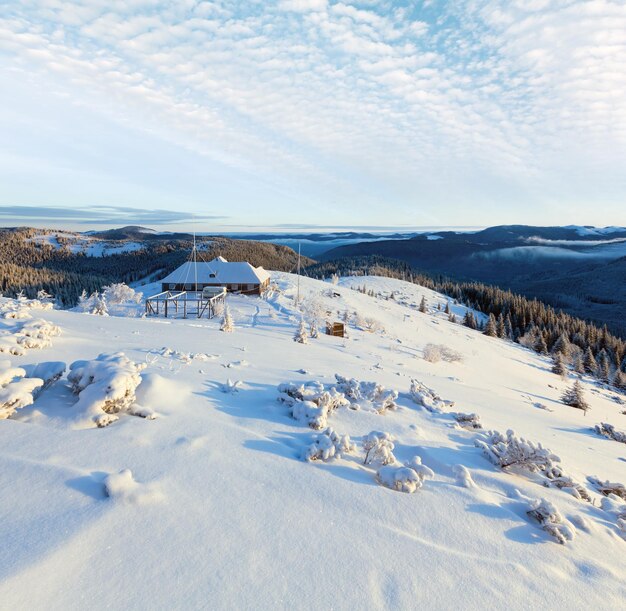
[161,257,270,285]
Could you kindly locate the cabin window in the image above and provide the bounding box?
[247,284,254,291]
[231,284,239,291]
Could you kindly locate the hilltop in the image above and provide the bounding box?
[0,273,625,609]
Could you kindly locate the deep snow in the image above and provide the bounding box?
[1,273,625,610]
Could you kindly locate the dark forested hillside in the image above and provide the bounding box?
[0,228,312,304]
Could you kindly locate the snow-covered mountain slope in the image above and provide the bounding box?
[1,274,625,610]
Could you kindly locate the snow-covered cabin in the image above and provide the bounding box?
[160,257,271,295]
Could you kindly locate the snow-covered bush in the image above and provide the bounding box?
[0,319,61,354]
[0,294,53,320]
[377,457,434,493]
[76,291,109,316]
[544,476,592,502]
[68,352,146,427]
[423,343,463,364]
[527,498,576,544]
[363,431,396,465]
[334,374,397,413]
[594,422,626,444]
[475,429,562,477]
[294,320,308,344]
[302,427,356,462]
[278,381,349,429]
[22,361,66,391]
[102,283,140,305]
[409,379,455,413]
[0,360,43,419]
[587,476,626,501]
[451,412,482,429]
[220,306,234,332]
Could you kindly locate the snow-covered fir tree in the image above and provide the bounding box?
[561,379,589,413]
[483,313,498,337]
[552,353,567,377]
[294,320,308,344]
[583,347,597,374]
[418,296,427,313]
[496,313,505,338]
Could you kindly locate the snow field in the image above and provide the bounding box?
[0,272,625,609]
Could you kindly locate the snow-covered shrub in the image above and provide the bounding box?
[17,319,61,349]
[294,320,308,344]
[0,294,53,320]
[587,476,626,501]
[423,343,463,364]
[68,353,146,427]
[475,429,562,477]
[102,283,140,305]
[0,360,43,419]
[302,427,356,462]
[527,498,576,544]
[309,320,319,338]
[278,381,349,429]
[76,291,109,316]
[594,422,626,444]
[409,379,454,413]
[377,457,434,493]
[422,343,442,363]
[451,412,482,429]
[334,374,398,413]
[22,361,66,391]
[544,476,592,502]
[363,431,396,465]
[220,306,234,332]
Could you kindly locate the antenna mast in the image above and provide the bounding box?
[296,242,301,305]
[193,221,198,293]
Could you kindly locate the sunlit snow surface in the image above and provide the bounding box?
[1,273,625,610]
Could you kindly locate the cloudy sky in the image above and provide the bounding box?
[1,0,625,231]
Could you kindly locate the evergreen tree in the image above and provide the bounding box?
[534,334,548,355]
[483,313,497,337]
[613,369,626,392]
[419,296,427,313]
[551,333,571,359]
[596,349,611,383]
[310,320,319,338]
[504,314,514,340]
[583,347,597,374]
[552,353,567,377]
[572,352,585,375]
[463,311,476,330]
[448,313,457,324]
[294,320,308,344]
[444,301,451,315]
[496,313,505,338]
[561,379,589,413]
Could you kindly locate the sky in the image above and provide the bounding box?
[1,0,625,232]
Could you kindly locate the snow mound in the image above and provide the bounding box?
[451,412,482,429]
[68,353,147,428]
[103,469,163,504]
[453,464,476,488]
[22,361,66,391]
[0,360,43,419]
[587,476,626,501]
[377,457,434,493]
[0,294,53,320]
[527,498,576,544]
[0,319,61,354]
